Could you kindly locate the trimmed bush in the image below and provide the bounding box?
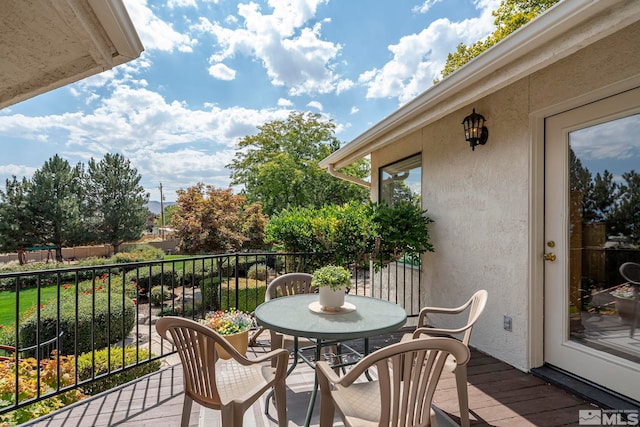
[150,285,172,306]
[125,266,180,292]
[76,346,161,395]
[200,276,222,310]
[19,291,136,355]
[247,263,272,280]
[117,244,165,261]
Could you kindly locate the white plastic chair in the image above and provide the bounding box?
[316,336,470,427]
[619,262,640,338]
[156,316,289,427]
[403,289,488,427]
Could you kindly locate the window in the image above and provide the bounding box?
[379,154,421,206]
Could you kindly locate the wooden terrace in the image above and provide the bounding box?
[22,328,602,427]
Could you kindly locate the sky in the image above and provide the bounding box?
[0,0,501,202]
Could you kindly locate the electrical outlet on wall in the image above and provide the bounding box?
[503,315,512,331]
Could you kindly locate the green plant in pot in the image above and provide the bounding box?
[312,265,351,311]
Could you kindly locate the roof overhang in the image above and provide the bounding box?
[0,0,143,110]
[320,0,640,170]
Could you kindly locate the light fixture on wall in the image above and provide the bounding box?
[462,109,489,151]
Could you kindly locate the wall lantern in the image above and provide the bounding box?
[462,109,489,151]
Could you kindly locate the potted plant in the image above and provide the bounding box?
[312,265,351,311]
[202,309,253,359]
[610,285,639,323]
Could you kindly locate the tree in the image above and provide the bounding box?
[27,155,86,261]
[584,170,618,224]
[265,201,434,271]
[228,111,369,216]
[616,170,640,243]
[86,153,150,253]
[171,184,267,254]
[438,0,560,81]
[0,177,36,263]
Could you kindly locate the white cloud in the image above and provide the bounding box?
[277,98,293,107]
[124,0,197,52]
[350,106,359,114]
[208,63,236,80]
[412,0,443,14]
[359,0,499,104]
[192,0,351,96]
[306,101,323,111]
[0,84,295,197]
[0,164,37,179]
[168,0,197,8]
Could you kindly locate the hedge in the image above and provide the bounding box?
[19,291,136,355]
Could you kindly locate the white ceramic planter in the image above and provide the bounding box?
[318,286,346,310]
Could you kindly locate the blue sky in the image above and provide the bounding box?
[0,0,500,202]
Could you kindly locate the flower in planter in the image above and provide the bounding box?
[610,284,635,299]
[202,310,253,335]
[312,265,351,291]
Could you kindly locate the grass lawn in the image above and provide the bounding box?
[0,285,62,327]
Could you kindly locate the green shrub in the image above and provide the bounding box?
[158,305,200,317]
[19,291,136,355]
[76,346,161,395]
[125,266,180,292]
[117,244,165,261]
[180,262,215,288]
[0,324,17,353]
[247,263,272,280]
[150,285,172,306]
[200,276,222,310]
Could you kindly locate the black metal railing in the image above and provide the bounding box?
[0,251,421,417]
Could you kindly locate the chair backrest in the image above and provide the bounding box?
[265,273,315,301]
[620,262,640,284]
[462,289,488,345]
[334,337,469,426]
[156,316,241,407]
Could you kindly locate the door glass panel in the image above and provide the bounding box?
[569,113,640,363]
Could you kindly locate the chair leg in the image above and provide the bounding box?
[455,365,470,427]
[274,380,288,427]
[318,389,335,427]
[181,395,193,427]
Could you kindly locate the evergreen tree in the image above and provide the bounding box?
[86,153,150,253]
[28,155,85,261]
[0,177,36,263]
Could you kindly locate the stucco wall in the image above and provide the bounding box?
[370,20,640,371]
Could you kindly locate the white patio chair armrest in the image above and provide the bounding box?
[317,360,342,382]
[417,306,464,327]
[250,347,290,366]
[412,325,470,339]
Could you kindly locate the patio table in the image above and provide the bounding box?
[254,293,407,426]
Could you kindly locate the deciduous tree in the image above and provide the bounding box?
[228,111,369,216]
[171,184,267,254]
[438,0,560,81]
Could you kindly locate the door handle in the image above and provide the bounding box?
[544,252,556,262]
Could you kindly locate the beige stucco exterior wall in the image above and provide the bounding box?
[369,20,640,371]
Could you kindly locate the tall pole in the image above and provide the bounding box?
[159,182,165,241]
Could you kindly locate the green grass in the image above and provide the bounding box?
[0,285,60,326]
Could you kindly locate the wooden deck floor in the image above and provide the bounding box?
[23,329,599,427]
